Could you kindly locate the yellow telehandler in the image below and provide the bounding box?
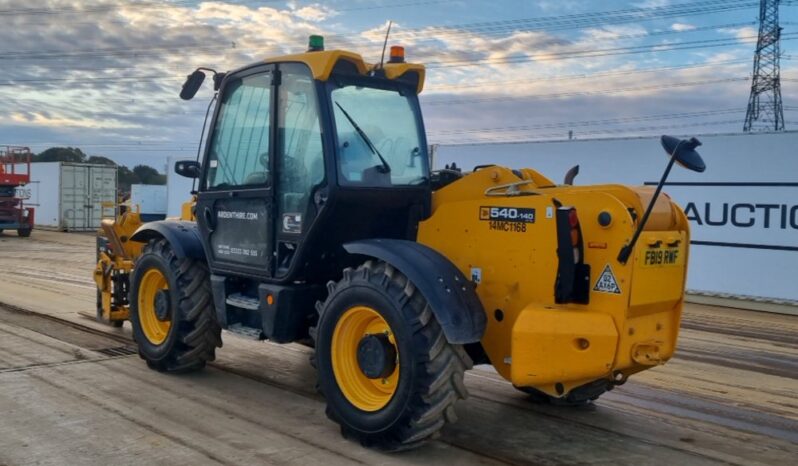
[94,36,705,450]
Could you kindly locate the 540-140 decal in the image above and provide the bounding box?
[480,206,536,233]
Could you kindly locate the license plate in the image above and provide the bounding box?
[640,247,682,267]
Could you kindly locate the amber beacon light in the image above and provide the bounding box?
[389,45,405,63]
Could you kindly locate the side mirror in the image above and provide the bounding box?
[175,160,201,179]
[661,135,706,173]
[618,135,707,264]
[180,70,206,100]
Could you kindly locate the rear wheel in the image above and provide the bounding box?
[17,227,31,237]
[129,239,222,372]
[312,261,471,451]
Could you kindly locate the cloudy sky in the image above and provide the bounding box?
[1,0,797,169]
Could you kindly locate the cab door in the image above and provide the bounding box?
[196,65,275,279]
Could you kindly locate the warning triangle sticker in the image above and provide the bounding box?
[593,264,621,294]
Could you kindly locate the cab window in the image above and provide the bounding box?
[331,84,426,187]
[276,63,324,234]
[206,71,272,188]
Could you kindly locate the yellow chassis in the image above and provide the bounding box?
[418,166,690,397]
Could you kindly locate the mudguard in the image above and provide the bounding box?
[343,239,486,344]
[129,220,206,260]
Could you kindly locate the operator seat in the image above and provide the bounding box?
[243,151,270,185]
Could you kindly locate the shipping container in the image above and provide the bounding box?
[130,184,167,221]
[19,162,117,231]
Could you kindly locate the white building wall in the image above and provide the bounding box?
[166,156,196,217]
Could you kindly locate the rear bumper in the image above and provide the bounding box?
[510,304,679,395]
[0,223,30,229]
[0,206,34,229]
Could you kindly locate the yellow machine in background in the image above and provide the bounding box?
[94,199,195,326]
[93,37,706,450]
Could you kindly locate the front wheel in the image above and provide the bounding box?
[312,261,472,451]
[129,239,222,372]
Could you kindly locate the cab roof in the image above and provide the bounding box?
[262,49,426,94]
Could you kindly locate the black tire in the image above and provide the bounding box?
[17,228,31,237]
[129,239,222,372]
[0,229,4,234]
[312,260,472,451]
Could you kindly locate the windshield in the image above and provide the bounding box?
[331,84,427,186]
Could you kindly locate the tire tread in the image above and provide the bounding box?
[132,239,222,373]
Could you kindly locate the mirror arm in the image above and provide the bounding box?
[617,144,680,264]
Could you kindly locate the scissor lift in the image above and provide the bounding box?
[0,146,34,237]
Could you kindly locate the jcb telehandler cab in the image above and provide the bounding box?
[94,36,705,450]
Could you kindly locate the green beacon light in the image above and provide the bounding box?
[308,35,324,52]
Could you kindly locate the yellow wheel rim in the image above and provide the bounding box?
[331,306,399,412]
[137,268,171,345]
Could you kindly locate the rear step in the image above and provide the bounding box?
[227,323,263,339]
[226,293,259,310]
[224,293,264,339]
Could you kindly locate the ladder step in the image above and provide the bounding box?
[226,324,263,340]
[226,293,260,311]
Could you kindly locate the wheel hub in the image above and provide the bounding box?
[357,333,397,379]
[154,289,171,321]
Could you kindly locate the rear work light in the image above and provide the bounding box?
[569,209,581,261]
[554,206,590,304]
[569,209,579,228]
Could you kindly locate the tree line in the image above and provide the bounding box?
[35,147,166,192]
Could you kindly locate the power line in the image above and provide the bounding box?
[0,21,753,63]
[0,1,287,16]
[423,78,750,106]
[4,32,788,77]
[427,59,750,92]
[3,0,791,135]
[426,34,798,68]
[9,116,756,154]
[428,109,746,136]
[403,0,757,38]
[0,0,762,62]
[0,58,751,89]
[1,77,757,111]
[0,0,455,17]
[430,121,742,145]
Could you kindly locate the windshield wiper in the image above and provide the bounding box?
[334,101,391,174]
